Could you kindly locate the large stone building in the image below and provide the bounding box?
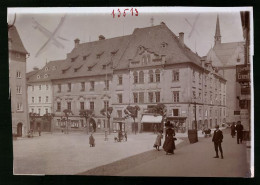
[8,26,29,137]
[27,22,227,133]
[206,15,245,124]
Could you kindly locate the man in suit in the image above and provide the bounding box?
[236,121,244,144]
[212,125,224,159]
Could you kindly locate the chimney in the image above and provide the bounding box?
[99,35,105,40]
[179,32,184,47]
[74,38,80,48]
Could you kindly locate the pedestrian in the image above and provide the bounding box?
[38,127,41,136]
[236,121,244,144]
[89,133,95,147]
[118,130,123,142]
[153,124,157,134]
[212,125,224,159]
[231,122,236,138]
[153,130,163,151]
[124,131,127,141]
[163,121,176,155]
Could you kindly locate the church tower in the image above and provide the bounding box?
[214,15,221,45]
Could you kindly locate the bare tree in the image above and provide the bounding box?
[100,107,113,134]
[79,109,94,134]
[124,105,140,134]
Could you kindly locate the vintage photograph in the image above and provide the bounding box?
[7,7,253,177]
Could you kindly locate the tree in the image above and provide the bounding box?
[42,113,55,133]
[79,109,94,134]
[100,107,113,134]
[62,109,73,134]
[124,105,140,134]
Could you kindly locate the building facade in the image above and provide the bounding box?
[8,26,29,137]
[27,23,227,134]
[206,15,245,124]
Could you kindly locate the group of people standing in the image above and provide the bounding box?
[231,121,244,144]
[153,121,176,155]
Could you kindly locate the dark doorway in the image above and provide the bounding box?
[89,118,96,132]
[17,123,23,137]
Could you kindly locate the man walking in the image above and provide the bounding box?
[212,125,224,159]
[236,121,244,144]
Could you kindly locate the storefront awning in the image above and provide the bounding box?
[141,115,162,123]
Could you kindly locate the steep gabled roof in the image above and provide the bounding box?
[27,60,65,83]
[8,26,28,54]
[212,41,244,65]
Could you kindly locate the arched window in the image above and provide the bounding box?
[149,70,154,83]
[155,69,160,82]
[133,71,138,84]
[139,71,144,83]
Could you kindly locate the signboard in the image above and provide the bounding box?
[241,87,250,95]
[236,65,250,82]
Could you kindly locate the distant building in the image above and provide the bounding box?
[27,60,64,132]
[8,26,29,137]
[206,15,245,124]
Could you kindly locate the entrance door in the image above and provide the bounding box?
[17,123,23,137]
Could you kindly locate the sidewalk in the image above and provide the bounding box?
[116,129,251,177]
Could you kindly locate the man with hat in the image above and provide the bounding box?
[212,125,224,159]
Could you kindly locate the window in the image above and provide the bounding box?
[220,108,222,117]
[172,109,179,116]
[173,91,179,102]
[17,103,22,111]
[38,108,41,114]
[16,71,21,78]
[83,56,87,60]
[46,96,48,103]
[67,102,71,110]
[57,102,61,112]
[32,97,34,103]
[44,74,48,78]
[155,69,160,82]
[37,75,40,79]
[31,108,34,113]
[104,101,109,110]
[80,102,84,110]
[155,92,160,102]
[39,97,41,103]
[133,93,138,103]
[32,85,34,91]
[147,54,151,63]
[90,81,95,91]
[45,67,49,71]
[16,86,22,94]
[139,92,144,103]
[39,85,41,90]
[199,92,202,100]
[118,94,123,103]
[172,70,179,81]
[118,76,123,85]
[139,71,144,83]
[104,80,109,90]
[117,110,122,118]
[148,92,153,103]
[68,83,71,92]
[45,108,48,114]
[199,107,202,117]
[58,84,61,92]
[46,84,49,90]
[81,82,85,91]
[90,102,94,110]
[133,71,138,84]
[16,53,20,58]
[193,91,196,99]
[149,70,154,83]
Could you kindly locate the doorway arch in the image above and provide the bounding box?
[17,122,23,137]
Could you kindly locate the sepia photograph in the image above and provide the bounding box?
[7,7,253,177]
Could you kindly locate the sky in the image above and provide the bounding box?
[7,7,247,72]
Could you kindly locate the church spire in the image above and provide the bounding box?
[214,15,221,45]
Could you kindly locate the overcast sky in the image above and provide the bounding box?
[8,7,246,72]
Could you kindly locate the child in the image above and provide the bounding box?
[153,130,163,151]
[89,133,95,147]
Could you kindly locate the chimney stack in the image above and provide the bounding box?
[99,35,105,40]
[74,38,80,48]
[179,32,184,47]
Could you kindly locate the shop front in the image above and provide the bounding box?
[113,117,126,132]
[166,116,187,133]
[141,114,163,132]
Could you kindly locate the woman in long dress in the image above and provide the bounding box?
[153,130,163,151]
[163,122,176,155]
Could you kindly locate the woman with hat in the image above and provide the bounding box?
[163,121,176,155]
